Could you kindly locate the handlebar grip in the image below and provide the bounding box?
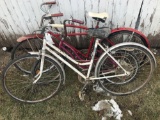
[51,13,63,17]
[43,1,56,5]
[72,19,84,24]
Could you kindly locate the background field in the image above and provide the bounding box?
[0,50,160,120]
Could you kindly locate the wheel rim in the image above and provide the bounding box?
[3,55,62,103]
[96,45,154,95]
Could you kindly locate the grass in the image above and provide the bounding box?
[0,55,160,120]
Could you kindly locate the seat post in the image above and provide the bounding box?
[96,21,100,28]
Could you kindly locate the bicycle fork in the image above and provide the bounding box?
[32,39,47,84]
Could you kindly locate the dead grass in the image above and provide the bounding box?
[0,50,160,120]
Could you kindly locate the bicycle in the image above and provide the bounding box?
[2,17,156,103]
[11,7,150,61]
[11,12,150,79]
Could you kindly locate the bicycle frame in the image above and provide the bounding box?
[17,24,150,64]
[32,32,130,84]
[48,24,114,62]
[41,31,101,67]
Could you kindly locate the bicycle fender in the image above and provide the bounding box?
[110,27,150,48]
[28,52,66,85]
[17,34,44,42]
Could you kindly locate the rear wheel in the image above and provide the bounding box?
[108,30,149,47]
[102,30,149,64]
[99,50,138,84]
[11,38,43,59]
[2,54,64,103]
[95,43,155,95]
[11,39,43,73]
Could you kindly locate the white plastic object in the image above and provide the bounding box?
[92,99,123,120]
[127,110,132,116]
[2,47,7,51]
[109,99,123,120]
[45,33,54,44]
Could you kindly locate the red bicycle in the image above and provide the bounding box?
[11,2,150,61]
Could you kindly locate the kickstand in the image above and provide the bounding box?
[78,81,91,101]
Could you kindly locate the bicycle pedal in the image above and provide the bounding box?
[78,91,85,101]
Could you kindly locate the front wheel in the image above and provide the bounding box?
[95,43,156,96]
[2,54,64,103]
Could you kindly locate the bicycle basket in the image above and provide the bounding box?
[87,28,110,38]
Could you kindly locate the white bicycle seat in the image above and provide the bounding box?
[88,12,109,19]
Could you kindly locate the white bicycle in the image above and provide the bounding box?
[2,23,156,103]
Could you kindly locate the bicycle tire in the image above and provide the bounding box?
[102,30,149,65]
[11,38,43,60]
[95,42,156,96]
[2,54,64,103]
[108,30,149,47]
[31,58,61,83]
[98,30,149,54]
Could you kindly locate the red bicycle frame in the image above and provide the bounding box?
[17,23,150,67]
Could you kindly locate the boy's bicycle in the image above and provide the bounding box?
[11,2,150,62]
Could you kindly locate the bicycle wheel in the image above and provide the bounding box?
[103,30,149,64]
[95,43,156,95]
[31,58,61,83]
[11,38,43,74]
[11,38,43,59]
[108,30,149,47]
[2,54,64,103]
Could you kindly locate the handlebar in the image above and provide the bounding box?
[40,1,56,13]
[40,13,63,26]
[63,19,84,25]
[39,1,63,27]
[72,19,84,24]
[63,19,84,39]
[51,13,63,17]
[40,18,84,36]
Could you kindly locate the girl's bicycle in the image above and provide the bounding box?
[2,14,156,103]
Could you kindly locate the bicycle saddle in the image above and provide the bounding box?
[88,12,108,23]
